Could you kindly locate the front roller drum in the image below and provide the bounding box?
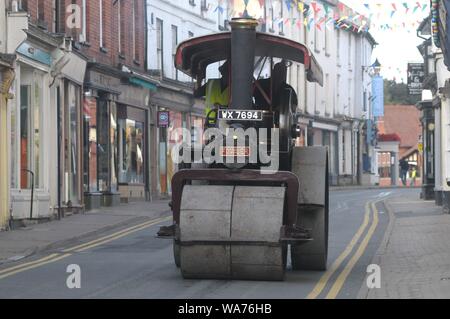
[176,185,287,281]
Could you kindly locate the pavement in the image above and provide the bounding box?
[358,191,450,299]
[0,200,171,265]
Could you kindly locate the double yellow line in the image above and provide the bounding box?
[307,200,380,299]
[0,216,171,281]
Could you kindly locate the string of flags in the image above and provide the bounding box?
[211,0,430,34]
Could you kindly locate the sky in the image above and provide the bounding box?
[340,0,430,83]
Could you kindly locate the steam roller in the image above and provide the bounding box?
[158,16,329,281]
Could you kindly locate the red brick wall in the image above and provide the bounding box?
[24,0,146,73]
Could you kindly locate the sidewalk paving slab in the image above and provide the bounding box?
[0,200,171,265]
[358,191,450,299]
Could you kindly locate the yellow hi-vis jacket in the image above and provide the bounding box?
[205,79,230,123]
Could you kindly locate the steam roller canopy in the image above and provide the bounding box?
[179,185,287,281]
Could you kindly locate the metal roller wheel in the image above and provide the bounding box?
[290,147,329,271]
[173,240,181,268]
[178,185,287,281]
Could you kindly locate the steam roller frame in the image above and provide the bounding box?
[170,169,310,281]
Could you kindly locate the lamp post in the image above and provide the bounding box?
[361,59,382,186]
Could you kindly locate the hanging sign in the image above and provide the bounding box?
[407,63,425,95]
[157,111,170,127]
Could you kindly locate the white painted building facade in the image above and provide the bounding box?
[147,0,224,82]
[146,0,225,196]
[146,0,376,187]
[1,1,87,227]
[234,0,376,185]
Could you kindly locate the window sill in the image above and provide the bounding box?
[119,53,126,60]
[100,47,108,54]
[77,41,91,48]
[133,59,141,66]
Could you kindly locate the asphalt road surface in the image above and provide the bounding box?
[0,188,415,299]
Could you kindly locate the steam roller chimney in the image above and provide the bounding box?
[229,17,259,110]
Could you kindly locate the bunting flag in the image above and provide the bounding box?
[403,2,410,14]
[311,2,321,15]
[225,0,430,35]
[285,0,291,12]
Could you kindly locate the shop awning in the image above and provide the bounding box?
[129,76,158,91]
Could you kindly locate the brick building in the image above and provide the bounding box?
[377,104,423,186]
[2,0,157,227]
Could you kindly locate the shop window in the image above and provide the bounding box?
[83,97,98,193]
[64,83,81,205]
[16,71,43,190]
[97,100,110,192]
[110,103,118,192]
[118,119,145,184]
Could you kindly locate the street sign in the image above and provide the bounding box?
[407,63,425,95]
[157,111,170,127]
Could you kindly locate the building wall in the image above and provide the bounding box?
[68,0,146,73]
[146,0,224,196]
[147,0,221,82]
[255,0,373,184]
[0,1,6,53]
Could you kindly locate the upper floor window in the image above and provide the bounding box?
[172,25,178,80]
[37,0,44,21]
[336,29,340,61]
[133,0,139,61]
[201,0,207,11]
[80,0,89,43]
[99,0,106,49]
[156,18,164,73]
[348,35,352,69]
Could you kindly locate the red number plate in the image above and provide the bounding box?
[220,146,250,157]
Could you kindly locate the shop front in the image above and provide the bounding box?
[296,116,339,185]
[9,42,56,220]
[57,52,87,215]
[150,82,202,197]
[83,65,154,209]
[117,105,147,202]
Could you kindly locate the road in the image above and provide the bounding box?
[0,188,415,299]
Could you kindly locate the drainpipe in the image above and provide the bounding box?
[56,85,62,220]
